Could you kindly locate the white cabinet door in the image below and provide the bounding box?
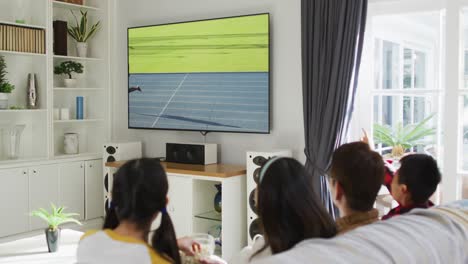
[59,162,85,221]
[0,168,29,237]
[85,159,104,220]
[166,175,193,237]
[29,165,60,230]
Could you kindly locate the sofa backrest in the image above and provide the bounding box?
[253,201,468,264]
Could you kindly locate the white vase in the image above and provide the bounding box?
[64,79,77,88]
[0,93,8,109]
[64,133,79,154]
[76,42,88,57]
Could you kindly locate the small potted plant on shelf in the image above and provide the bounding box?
[373,114,436,158]
[0,55,15,110]
[68,10,101,57]
[54,61,84,88]
[31,204,81,253]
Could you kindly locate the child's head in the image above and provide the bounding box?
[329,142,385,214]
[103,158,180,264]
[391,154,441,206]
[256,157,337,255]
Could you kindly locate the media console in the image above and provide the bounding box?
[105,161,247,260]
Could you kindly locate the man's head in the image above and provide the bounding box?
[391,154,441,206]
[329,142,385,215]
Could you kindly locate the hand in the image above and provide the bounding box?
[199,256,227,264]
[177,237,200,256]
[360,128,369,144]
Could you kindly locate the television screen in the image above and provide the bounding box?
[128,14,270,133]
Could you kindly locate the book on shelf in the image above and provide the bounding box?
[56,0,84,5]
[0,23,46,54]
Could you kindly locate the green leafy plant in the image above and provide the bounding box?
[31,204,81,231]
[54,61,84,79]
[9,106,24,110]
[0,55,15,93]
[373,113,436,157]
[68,10,101,42]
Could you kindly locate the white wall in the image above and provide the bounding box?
[111,0,304,165]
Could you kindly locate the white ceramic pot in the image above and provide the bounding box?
[76,42,88,57]
[64,133,79,154]
[0,93,8,109]
[64,79,77,88]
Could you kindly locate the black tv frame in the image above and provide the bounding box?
[127,13,271,134]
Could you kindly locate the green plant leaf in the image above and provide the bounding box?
[372,113,436,154]
[373,123,395,146]
[401,114,436,143]
[67,10,100,42]
[31,204,81,229]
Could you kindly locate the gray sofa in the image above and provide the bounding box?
[253,200,468,264]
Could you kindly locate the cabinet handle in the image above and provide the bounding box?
[23,171,27,175]
[90,164,93,168]
[33,170,37,174]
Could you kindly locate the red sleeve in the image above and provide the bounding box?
[384,166,393,192]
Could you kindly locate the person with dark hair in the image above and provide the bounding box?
[382,154,441,220]
[329,142,385,234]
[77,158,200,264]
[228,157,337,263]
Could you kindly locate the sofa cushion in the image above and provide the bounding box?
[253,201,468,264]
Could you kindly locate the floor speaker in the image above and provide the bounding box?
[246,150,292,245]
[103,142,142,215]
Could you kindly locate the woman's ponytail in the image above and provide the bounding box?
[103,203,119,229]
[151,210,181,264]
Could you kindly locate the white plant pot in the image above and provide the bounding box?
[0,93,9,109]
[64,79,77,88]
[76,42,88,57]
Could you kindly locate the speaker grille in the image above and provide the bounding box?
[249,189,257,214]
[106,146,116,155]
[166,143,205,164]
[249,218,262,239]
[107,156,116,163]
[104,173,109,192]
[253,156,267,166]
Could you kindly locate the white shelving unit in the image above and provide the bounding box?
[0,0,110,171]
[52,1,101,12]
[0,0,110,239]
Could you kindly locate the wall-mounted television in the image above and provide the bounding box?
[128,13,270,134]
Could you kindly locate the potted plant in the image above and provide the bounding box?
[68,10,101,57]
[54,61,84,88]
[373,114,436,158]
[0,55,15,110]
[31,204,81,253]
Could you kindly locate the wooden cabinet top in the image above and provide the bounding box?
[105,161,246,178]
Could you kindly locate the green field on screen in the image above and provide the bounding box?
[128,14,269,73]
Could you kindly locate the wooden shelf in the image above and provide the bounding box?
[194,211,222,222]
[0,50,46,57]
[106,161,246,178]
[0,109,47,113]
[54,87,104,91]
[0,157,48,167]
[54,119,104,124]
[53,152,101,160]
[0,20,46,30]
[52,1,101,11]
[53,55,103,62]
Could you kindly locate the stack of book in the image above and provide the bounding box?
[56,0,83,5]
[0,24,46,54]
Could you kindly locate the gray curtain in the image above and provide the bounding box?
[301,0,368,218]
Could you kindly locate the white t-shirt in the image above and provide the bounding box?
[76,229,170,264]
[230,235,272,264]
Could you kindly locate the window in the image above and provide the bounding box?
[352,2,468,201]
[461,10,468,198]
[372,38,439,156]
